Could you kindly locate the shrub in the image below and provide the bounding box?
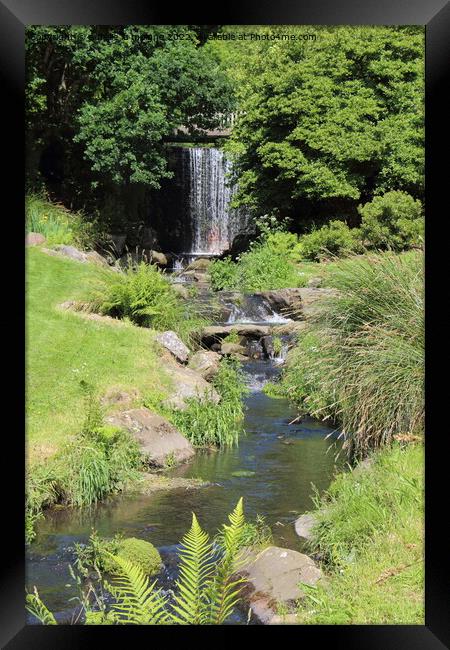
[209,244,304,292]
[169,357,248,447]
[281,251,424,457]
[26,194,98,248]
[359,191,424,251]
[265,231,303,262]
[89,262,207,345]
[298,220,364,261]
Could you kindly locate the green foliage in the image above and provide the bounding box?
[26,194,98,248]
[111,538,162,577]
[27,499,248,625]
[169,357,248,447]
[89,261,206,345]
[214,26,424,225]
[26,588,57,625]
[26,387,142,541]
[359,191,424,251]
[298,220,364,261]
[26,26,233,219]
[209,240,304,292]
[296,444,423,624]
[281,251,424,457]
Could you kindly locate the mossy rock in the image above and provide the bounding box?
[103,537,162,577]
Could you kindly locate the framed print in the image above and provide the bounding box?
[1,1,448,647]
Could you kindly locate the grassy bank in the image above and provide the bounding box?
[280,250,424,457]
[296,443,424,624]
[26,248,171,462]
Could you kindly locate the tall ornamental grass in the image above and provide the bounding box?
[282,251,424,457]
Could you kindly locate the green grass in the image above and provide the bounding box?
[26,248,171,462]
[26,194,98,248]
[296,443,424,624]
[281,251,424,457]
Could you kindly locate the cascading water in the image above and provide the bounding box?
[183,147,244,256]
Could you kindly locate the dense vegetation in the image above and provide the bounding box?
[297,444,423,624]
[27,499,248,625]
[88,260,208,346]
[168,357,248,447]
[211,26,424,228]
[280,251,424,457]
[26,26,233,230]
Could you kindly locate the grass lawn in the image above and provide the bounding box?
[295,444,424,624]
[26,248,169,464]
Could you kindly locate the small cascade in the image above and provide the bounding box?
[219,293,292,325]
[269,343,289,366]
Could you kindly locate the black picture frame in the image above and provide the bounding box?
[2,1,449,647]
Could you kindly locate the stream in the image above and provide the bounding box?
[26,293,344,623]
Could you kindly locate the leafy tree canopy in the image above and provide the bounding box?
[208,26,424,228]
[26,25,234,190]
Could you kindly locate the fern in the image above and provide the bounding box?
[27,499,248,625]
[171,513,215,624]
[26,587,57,625]
[104,554,170,624]
[206,497,247,624]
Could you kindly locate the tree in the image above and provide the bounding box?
[211,26,424,230]
[26,26,234,223]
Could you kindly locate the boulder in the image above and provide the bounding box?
[261,335,274,358]
[105,407,195,467]
[202,324,271,345]
[294,513,317,542]
[163,364,220,411]
[237,546,324,624]
[257,288,304,318]
[188,350,221,380]
[155,331,190,363]
[100,388,141,409]
[220,342,247,356]
[150,250,168,267]
[185,258,212,272]
[26,232,46,246]
[85,250,109,267]
[52,244,88,262]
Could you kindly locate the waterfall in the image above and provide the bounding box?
[183,147,243,256]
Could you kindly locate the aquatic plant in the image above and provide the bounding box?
[170,357,248,447]
[27,499,248,626]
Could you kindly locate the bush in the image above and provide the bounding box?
[169,357,248,447]
[26,194,98,248]
[265,231,303,262]
[281,251,424,457]
[359,191,424,251]
[298,220,364,261]
[209,243,304,292]
[89,261,207,345]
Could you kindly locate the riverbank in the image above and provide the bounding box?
[294,443,424,624]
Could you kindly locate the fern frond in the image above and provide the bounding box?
[206,498,247,625]
[105,554,169,625]
[26,587,58,625]
[171,512,214,625]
